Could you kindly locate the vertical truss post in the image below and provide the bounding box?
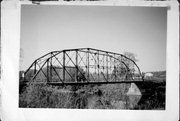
[97,51,99,81]
[102,54,105,82]
[106,52,108,82]
[50,52,52,82]
[94,53,96,74]
[34,60,37,75]
[75,50,78,82]
[87,48,90,81]
[110,56,112,80]
[47,59,49,82]
[114,54,116,81]
[63,50,65,82]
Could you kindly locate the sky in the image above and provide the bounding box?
[20,5,167,72]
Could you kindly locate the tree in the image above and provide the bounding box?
[112,51,138,80]
[123,51,138,73]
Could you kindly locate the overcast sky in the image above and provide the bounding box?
[21,5,167,72]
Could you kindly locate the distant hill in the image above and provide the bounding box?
[144,71,166,82]
[150,71,166,78]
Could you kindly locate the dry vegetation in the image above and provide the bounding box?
[19,82,133,109]
[19,75,165,109]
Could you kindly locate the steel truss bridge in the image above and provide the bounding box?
[24,48,144,86]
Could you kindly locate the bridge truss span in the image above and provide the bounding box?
[24,48,143,85]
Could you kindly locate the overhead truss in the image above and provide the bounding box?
[24,48,143,85]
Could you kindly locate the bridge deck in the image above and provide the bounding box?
[47,81,143,86]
